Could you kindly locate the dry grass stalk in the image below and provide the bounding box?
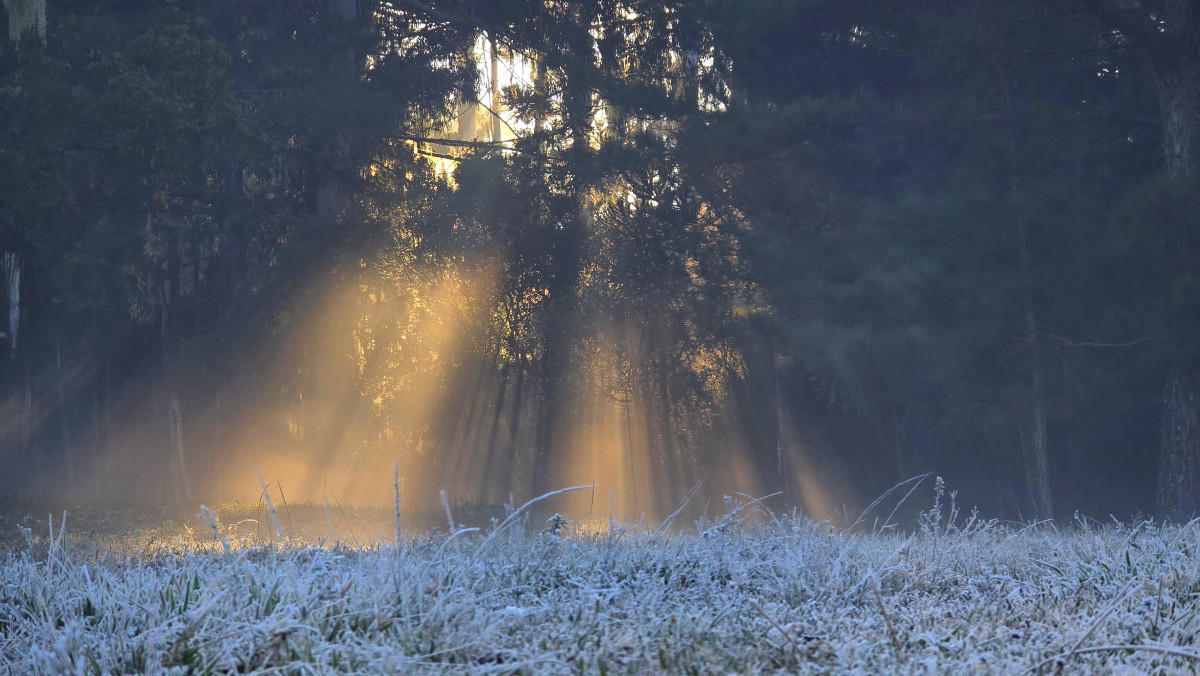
[255,468,284,541]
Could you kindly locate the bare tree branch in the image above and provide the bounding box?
[389,0,492,31]
[391,133,513,149]
[1039,332,1153,348]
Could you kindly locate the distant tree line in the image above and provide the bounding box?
[1,0,1197,521]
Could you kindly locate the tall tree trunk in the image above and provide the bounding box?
[531,269,585,497]
[616,390,637,514]
[1154,52,1200,520]
[151,209,191,502]
[774,357,788,497]
[1159,376,1199,519]
[501,355,526,498]
[218,161,246,300]
[1005,63,1054,520]
[92,363,102,483]
[655,360,675,464]
[481,362,510,503]
[20,359,31,456]
[3,251,19,359]
[5,252,31,456]
[1017,214,1053,520]
[1084,0,1200,523]
[210,392,222,497]
[531,340,562,496]
[55,338,75,485]
[489,33,504,142]
[102,354,113,456]
[1156,58,1198,181]
[890,403,908,482]
[169,391,190,499]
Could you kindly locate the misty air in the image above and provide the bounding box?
[3,1,1200,673]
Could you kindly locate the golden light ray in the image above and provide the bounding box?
[777,402,858,524]
[194,249,502,510]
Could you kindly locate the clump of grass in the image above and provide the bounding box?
[196,504,230,554]
[256,468,285,541]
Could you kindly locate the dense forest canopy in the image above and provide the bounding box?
[2,0,1198,522]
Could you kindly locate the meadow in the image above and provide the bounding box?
[3,483,1200,674]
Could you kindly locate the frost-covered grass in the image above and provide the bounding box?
[4,491,1200,674]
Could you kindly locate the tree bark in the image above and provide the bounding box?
[774,360,787,494]
[481,362,510,503]
[1153,29,1200,521]
[501,355,526,498]
[218,161,246,299]
[3,251,19,359]
[655,358,676,464]
[531,338,563,496]
[169,391,190,499]
[1017,214,1053,520]
[889,403,908,481]
[1004,59,1054,521]
[489,34,504,142]
[20,359,31,456]
[1157,66,1198,179]
[1158,375,1199,519]
[55,338,75,485]
[148,205,191,502]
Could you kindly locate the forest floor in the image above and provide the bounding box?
[2,492,1200,674]
[0,498,515,554]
